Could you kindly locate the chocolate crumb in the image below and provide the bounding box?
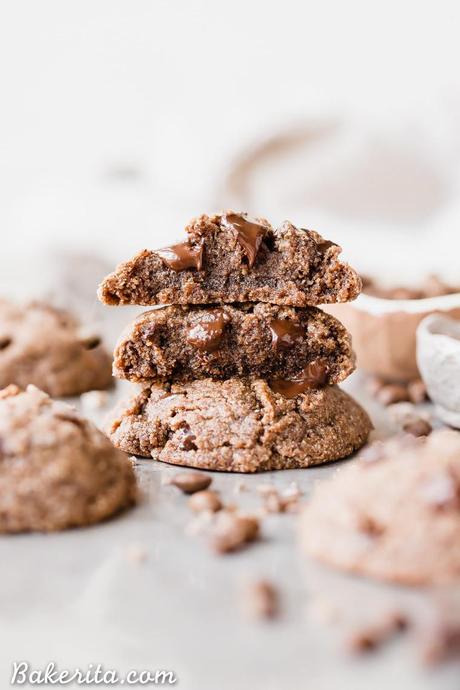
[210,512,260,553]
[188,489,222,513]
[169,471,212,494]
[348,611,409,655]
[377,384,410,406]
[403,418,432,437]
[242,579,279,620]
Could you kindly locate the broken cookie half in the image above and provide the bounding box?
[98,211,361,308]
[113,303,356,385]
[0,385,137,533]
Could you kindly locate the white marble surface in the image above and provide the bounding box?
[0,370,459,690]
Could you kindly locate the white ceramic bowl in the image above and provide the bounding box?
[417,314,460,428]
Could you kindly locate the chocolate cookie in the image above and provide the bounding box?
[300,430,460,585]
[98,211,361,307]
[0,384,137,533]
[106,379,371,472]
[0,300,112,396]
[113,303,356,385]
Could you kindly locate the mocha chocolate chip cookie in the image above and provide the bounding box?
[98,211,361,308]
[300,430,460,585]
[113,302,355,385]
[0,300,112,396]
[106,378,371,472]
[0,384,137,532]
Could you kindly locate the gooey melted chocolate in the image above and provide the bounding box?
[269,319,305,350]
[155,240,204,271]
[221,212,268,268]
[186,309,229,352]
[270,360,329,398]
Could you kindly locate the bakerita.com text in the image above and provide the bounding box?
[10,662,177,685]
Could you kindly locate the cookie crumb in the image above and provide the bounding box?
[188,490,222,513]
[242,579,279,620]
[407,379,428,404]
[403,418,432,437]
[377,384,410,406]
[347,611,409,654]
[169,471,212,494]
[125,543,148,564]
[210,511,260,553]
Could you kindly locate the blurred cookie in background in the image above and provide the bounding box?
[0,299,113,396]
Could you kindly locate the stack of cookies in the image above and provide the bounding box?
[99,212,371,472]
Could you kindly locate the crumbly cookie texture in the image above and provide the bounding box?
[0,385,137,533]
[0,300,113,396]
[300,430,460,585]
[106,379,371,473]
[98,212,362,307]
[113,303,356,385]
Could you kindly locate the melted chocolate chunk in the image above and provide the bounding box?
[270,361,328,398]
[155,241,204,271]
[221,212,267,268]
[269,319,305,350]
[186,310,229,352]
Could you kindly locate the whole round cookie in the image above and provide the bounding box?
[300,430,460,585]
[106,378,372,472]
[0,385,137,533]
[0,300,112,396]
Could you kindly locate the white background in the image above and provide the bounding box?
[1,0,460,291]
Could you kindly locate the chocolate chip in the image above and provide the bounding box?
[270,360,328,398]
[0,336,12,351]
[169,471,212,494]
[221,212,268,268]
[377,384,410,406]
[269,319,305,351]
[403,418,432,437]
[177,426,197,451]
[186,310,228,352]
[155,240,204,271]
[188,489,222,513]
[81,336,101,350]
[356,514,385,537]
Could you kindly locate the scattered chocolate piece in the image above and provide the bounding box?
[347,612,409,654]
[188,489,222,513]
[407,379,428,404]
[403,418,432,437]
[169,471,212,494]
[242,579,279,620]
[377,384,410,406]
[210,511,260,553]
